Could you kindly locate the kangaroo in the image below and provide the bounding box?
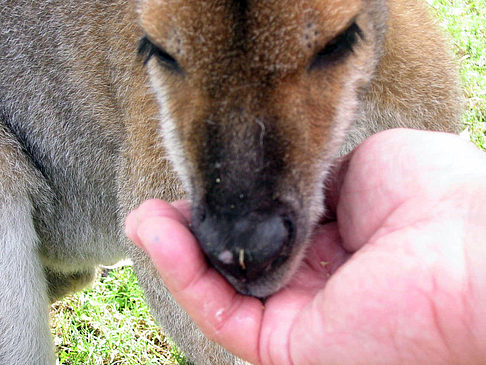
[0,0,461,364]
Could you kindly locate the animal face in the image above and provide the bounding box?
[137,0,387,297]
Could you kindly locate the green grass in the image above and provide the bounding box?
[428,0,486,149]
[50,2,485,364]
[50,266,187,364]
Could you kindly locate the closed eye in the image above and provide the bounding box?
[138,36,182,74]
[309,22,363,71]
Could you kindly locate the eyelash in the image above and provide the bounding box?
[137,36,182,73]
[310,22,363,71]
[137,23,361,74]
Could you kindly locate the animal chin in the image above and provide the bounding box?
[210,252,292,298]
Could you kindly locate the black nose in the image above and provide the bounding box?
[195,208,295,281]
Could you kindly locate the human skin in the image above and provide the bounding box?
[126,129,486,365]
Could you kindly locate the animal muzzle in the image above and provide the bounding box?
[193,202,296,293]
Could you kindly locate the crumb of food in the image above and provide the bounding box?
[239,249,246,270]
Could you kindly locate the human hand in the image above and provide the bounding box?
[126,129,486,364]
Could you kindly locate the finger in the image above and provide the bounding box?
[171,199,192,221]
[323,152,355,219]
[327,129,433,252]
[125,199,189,249]
[134,204,265,364]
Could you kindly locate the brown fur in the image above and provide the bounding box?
[137,0,461,297]
[0,0,461,363]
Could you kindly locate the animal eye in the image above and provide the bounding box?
[309,22,362,71]
[138,36,182,73]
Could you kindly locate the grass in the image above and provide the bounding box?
[428,0,486,149]
[50,2,485,364]
[50,266,187,365]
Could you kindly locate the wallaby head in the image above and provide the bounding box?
[137,0,388,297]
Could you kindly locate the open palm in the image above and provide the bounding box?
[127,129,486,365]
